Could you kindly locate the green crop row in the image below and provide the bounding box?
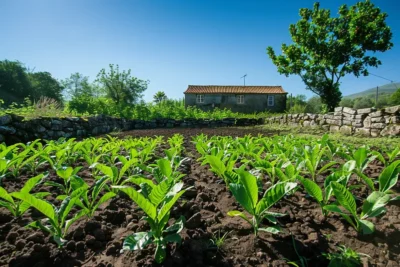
[194,133,400,236]
[0,134,189,263]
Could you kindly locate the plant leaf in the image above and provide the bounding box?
[229,183,254,215]
[122,232,153,251]
[330,182,357,217]
[11,192,55,222]
[114,186,157,220]
[378,160,400,193]
[299,177,323,203]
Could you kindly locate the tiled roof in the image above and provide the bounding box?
[184,85,287,94]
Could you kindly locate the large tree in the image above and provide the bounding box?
[0,60,32,105]
[61,72,92,99]
[267,1,393,111]
[29,72,64,102]
[96,64,148,105]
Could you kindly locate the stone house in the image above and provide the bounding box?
[184,85,287,113]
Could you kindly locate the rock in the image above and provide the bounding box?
[370,110,384,118]
[355,128,371,137]
[0,126,16,135]
[358,107,373,114]
[371,117,385,123]
[186,212,202,229]
[26,232,45,244]
[329,125,340,133]
[384,105,400,114]
[343,107,357,115]
[380,125,400,137]
[371,129,381,137]
[50,120,63,130]
[340,125,353,135]
[371,123,386,129]
[334,107,343,112]
[363,117,372,128]
[0,114,12,125]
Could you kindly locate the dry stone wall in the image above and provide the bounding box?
[265,105,400,137]
[0,114,264,144]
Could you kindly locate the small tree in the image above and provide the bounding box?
[390,89,400,105]
[153,91,167,103]
[96,64,148,105]
[267,1,393,111]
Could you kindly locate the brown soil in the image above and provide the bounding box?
[0,127,399,267]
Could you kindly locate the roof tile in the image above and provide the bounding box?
[184,85,286,94]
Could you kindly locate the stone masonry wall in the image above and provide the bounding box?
[0,114,264,144]
[265,105,400,137]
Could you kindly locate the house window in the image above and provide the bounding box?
[196,94,204,103]
[237,95,244,104]
[268,95,275,106]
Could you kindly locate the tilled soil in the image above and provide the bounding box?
[0,127,399,267]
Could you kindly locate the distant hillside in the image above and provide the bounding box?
[344,82,400,99]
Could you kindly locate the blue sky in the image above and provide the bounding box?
[1,0,399,101]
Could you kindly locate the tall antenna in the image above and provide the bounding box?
[241,74,247,86]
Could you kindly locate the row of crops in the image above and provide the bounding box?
[0,133,399,264]
[194,134,400,236]
[0,134,189,263]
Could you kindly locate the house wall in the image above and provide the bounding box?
[185,93,286,113]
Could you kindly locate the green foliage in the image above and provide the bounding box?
[0,173,49,217]
[96,64,148,105]
[61,72,103,101]
[0,60,64,105]
[390,88,400,105]
[0,60,33,105]
[153,91,167,103]
[115,183,188,263]
[324,182,393,234]
[29,72,64,103]
[323,245,367,267]
[227,169,297,236]
[12,191,86,246]
[267,1,393,110]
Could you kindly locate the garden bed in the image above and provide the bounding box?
[0,128,399,267]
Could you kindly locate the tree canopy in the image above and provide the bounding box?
[153,91,167,103]
[0,60,32,105]
[0,60,64,105]
[96,64,148,105]
[267,0,393,111]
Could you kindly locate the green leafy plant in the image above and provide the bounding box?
[208,230,232,251]
[324,181,393,234]
[12,191,86,246]
[0,173,49,217]
[378,160,400,194]
[45,166,83,194]
[227,169,297,236]
[59,177,116,218]
[298,144,337,181]
[323,245,369,267]
[114,182,189,263]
